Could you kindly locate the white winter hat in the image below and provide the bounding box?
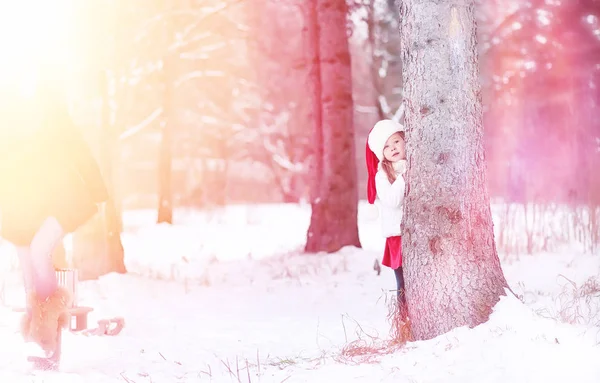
[367,119,404,161]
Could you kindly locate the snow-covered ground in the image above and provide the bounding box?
[0,202,598,382]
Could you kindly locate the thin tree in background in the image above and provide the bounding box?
[304,0,361,253]
[99,1,126,273]
[156,0,175,224]
[157,54,174,224]
[398,0,510,340]
[364,0,403,120]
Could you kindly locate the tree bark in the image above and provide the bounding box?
[304,0,361,253]
[398,0,509,341]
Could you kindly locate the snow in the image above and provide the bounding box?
[0,201,598,382]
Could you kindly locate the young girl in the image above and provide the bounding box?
[0,74,109,367]
[366,119,408,319]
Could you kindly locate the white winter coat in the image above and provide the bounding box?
[375,160,406,238]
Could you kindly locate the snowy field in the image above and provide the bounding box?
[0,201,598,382]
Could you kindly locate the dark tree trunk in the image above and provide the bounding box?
[71,1,127,279]
[304,0,361,253]
[398,0,509,340]
[99,70,127,274]
[72,70,127,280]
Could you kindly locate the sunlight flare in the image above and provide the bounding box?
[0,0,77,94]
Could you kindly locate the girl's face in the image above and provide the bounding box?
[382,132,406,162]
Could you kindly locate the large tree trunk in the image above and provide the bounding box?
[304,0,361,253]
[398,0,509,340]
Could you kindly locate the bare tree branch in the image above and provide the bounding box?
[119,107,163,141]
